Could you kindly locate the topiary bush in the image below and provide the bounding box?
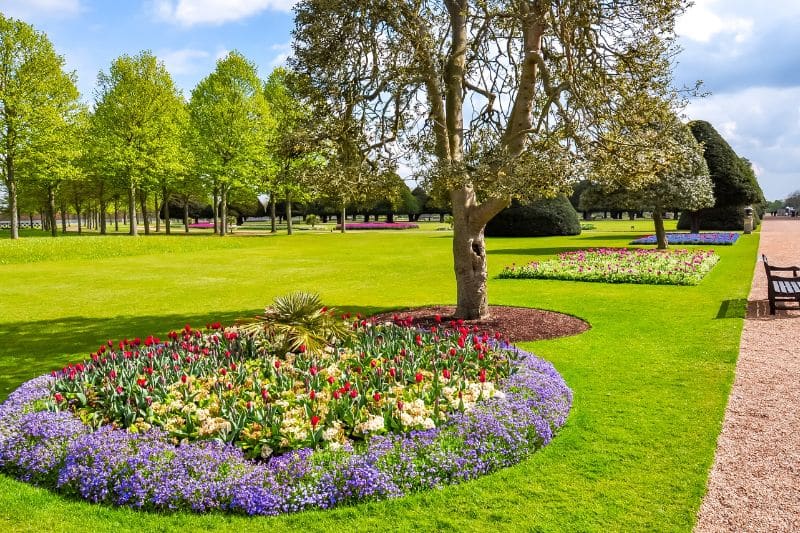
[485,196,581,237]
[677,205,761,231]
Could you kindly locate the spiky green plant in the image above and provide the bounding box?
[239,292,352,354]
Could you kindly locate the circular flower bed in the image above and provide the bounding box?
[0,313,571,515]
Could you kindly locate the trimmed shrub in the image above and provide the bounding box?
[485,196,581,237]
[678,205,761,231]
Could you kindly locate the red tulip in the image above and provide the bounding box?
[54,393,64,403]
[415,372,423,383]
[333,391,342,400]
[434,314,441,323]
[109,370,117,380]
[116,386,123,394]
[349,389,358,399]
[137,378,147,388]
[373,392,381,402]
[442,368,451,380]
[310,390,316,400]
[261,388,269,400]
[274,360,281,370]
[311,415,320,428]
[181,374,188,384]
[309,366,318,376]
[397,400,404,411]
[299,344,306,353]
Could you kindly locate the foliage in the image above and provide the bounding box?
[91,51,186,236]
[677,204,761,231]
[304,214,320,228]
[0,14,81,239]
[292,0,689,318]
[631,232,740,246]
[239,292,352,355]
[688,121,764,209]
[485,196,581,237]
[784,190,800,209]
[499,248,719,285]
[189,52,271,236]
[0,332,569,515]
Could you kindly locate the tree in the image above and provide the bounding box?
[0,15,80,239]
[293,0,691,318]
[190,52,270,236]
[678,120,764,230]
[581,122,713,248]
[92,51,185,236]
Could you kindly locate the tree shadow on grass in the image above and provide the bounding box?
[0,304,387,400]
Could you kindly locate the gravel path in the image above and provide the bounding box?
[695,218,800,532]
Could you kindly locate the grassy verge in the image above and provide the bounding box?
[0,225,757,531]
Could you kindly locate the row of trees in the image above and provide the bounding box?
[1,15,425,240]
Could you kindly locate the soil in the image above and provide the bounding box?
[372,305,589,343]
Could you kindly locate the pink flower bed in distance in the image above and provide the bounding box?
[335,222,419,230]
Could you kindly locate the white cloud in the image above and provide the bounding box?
[268,42,291,67]
[676,0,753,44]
[685,87,800,199]
[153,0,296,26]
[159,48,211,75]
[0,0,81,19]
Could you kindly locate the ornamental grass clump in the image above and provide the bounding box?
[499,248,719,285]
[630,232,740,246]
[0,305,571,515]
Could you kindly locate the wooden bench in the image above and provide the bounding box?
[762,254,800,314]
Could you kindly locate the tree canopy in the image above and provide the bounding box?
[0,14,80,239]
[292,0,692,318]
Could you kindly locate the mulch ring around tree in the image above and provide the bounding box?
[373,305,590,343]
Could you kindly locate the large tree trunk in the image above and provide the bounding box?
[652,210,668,250]
[340,205,346,233]
[451,187,508,319]
[286,190,293,235]
[48,185,57,237]
[128,182,138,236]
[163,186,171,235]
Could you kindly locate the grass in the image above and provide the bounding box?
[0,222,757,532]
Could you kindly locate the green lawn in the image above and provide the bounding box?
[0,224,757,532]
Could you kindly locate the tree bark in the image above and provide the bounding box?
[653,210,668,250]
[269,192,277,233]
[48,185,57,237]
[690,211,700,234]
[218,185,229,236]
[451,187,509,319]
[6,159,19,239]
[340,205,347,233]
[128,182,138,236]
[154,190,161,233]
[163,186,171,235]
[286,190,293,235]
[60,200,67,233]
[212,186,220,234]
[139,189,150,235]
[183,198,190,233]
[113,196,119,232]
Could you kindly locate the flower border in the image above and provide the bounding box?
[629,232,740,246]
[0,348,570,515]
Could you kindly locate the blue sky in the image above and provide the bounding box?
[2,0,797,200]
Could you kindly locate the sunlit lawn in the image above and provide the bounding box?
[0,221,756,531]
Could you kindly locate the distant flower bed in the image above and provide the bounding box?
[188,222,214,229]
[630,232,740,245]
[498,248,719,285]
[336,223,419,230]
[0,315,570,515]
